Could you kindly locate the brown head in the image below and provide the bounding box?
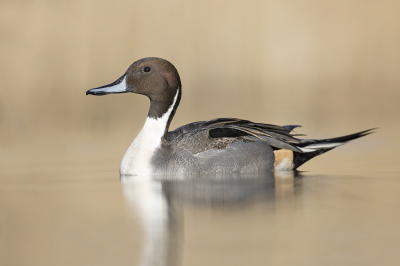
[86,57,182,119]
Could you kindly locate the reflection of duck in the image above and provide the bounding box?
[87,57,374,175]
[121,172,299,266]
[122,176,182,266]
[159,172,276,206]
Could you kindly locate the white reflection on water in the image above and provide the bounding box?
[122,176,182,266]
[121,171,295,266]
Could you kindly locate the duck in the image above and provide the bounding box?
[86,57,374,175]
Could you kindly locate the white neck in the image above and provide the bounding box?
[120,90,179,175]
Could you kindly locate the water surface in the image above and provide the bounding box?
[1,157,400,266]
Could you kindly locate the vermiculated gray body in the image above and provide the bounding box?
[151,137,274,175]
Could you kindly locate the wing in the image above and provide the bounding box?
[167,118,303,153]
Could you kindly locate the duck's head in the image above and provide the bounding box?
[86,57,181,118]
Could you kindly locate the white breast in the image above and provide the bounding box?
[120,91,179,175]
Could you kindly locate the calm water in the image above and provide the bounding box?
[1,148,400,266]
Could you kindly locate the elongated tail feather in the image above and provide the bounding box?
[292,128,376,169]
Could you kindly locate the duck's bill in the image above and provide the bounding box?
[86,75,128,96]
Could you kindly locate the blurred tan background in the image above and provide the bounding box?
[1,2,400,265]
[0,0,399,170]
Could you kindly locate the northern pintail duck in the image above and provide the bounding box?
[86,57,374,175]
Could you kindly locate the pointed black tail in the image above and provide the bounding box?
[292,128,376,170]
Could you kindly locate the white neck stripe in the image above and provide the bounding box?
[155,86,179,121]
[120,89,180,175]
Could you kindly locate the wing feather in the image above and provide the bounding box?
[168,117,303,152]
